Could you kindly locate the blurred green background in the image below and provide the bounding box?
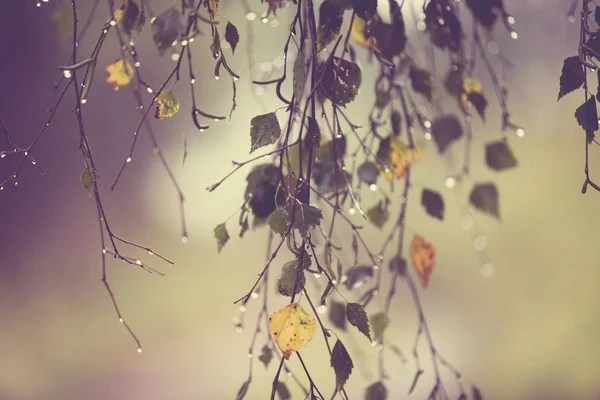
[0,0,599,399]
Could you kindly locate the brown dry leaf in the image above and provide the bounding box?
[106,58,134,90]
[269,303,316,360]
[410,235,436,288]
[203,0,219,16]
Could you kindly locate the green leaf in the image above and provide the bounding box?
[352,0,378,21]
[293,51,306,103]
[277,256,310,296]
[367,202,389,229]
[421,189,445,220]
[154,89,180,119]
[214,222,230,253]
[469,183,500,219]
[236,379,250,400]
[151,8,185,53]
[343,265,373,290]
[225,21,240,54]
[358,161,379,185]
[321,58,362,106]
[346,302,371,341]
[409,66,433,101]
[575,96,598,143]
[268,207,287,236]
[369,313,389,342]
[365,381,388,400]
[485,141,517,171]
[250,112,282,153]
[276,382,291,400]
[258,345,273,368]
[317,0,344,51]
[329,301,347,330]
[430,114,463,153]
[467,92,488,121]
[80,167,94,197]
[388,255,406,276]
[331,340,353,391]
[284,203,323,238]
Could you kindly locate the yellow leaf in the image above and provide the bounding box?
[380,138,423,182]
[106,58,134,89]
[351,15,371,48]
[410,235,436,288]
[154,89,180,119]
[461,76,483,108]
[269,303,316,360]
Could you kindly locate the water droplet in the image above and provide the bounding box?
[516,128,525,137]
[248,353,253,358]
[460,215,474,231]
[510,31,518,40]
[245,12,257,21]
[317,305,327,314]
[126,157,132,163]
[134,61,141,67]
[481,262,494,278]
[239,305,247,313]
[251,292,259,299]
[181,236,189,244]
[507,15,515,25]
[63,70,72,79]
[424,132,432,140]
[81,98,87,104]
[119,318,124,323]
[348,207,356,215]
[369,184,378,192]
[191,78,196,84]
[181,39,189,46]
[109,20,117,27]
[445,176,456,188]
[235,325,243,332]
[474,235,487,251]
[135,259,142,265]
[146,87,153,93]
[171,53,180,61]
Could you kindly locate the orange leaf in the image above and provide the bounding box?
[351,15,372,48]
[106,58,134,90]
[410,235,436,288]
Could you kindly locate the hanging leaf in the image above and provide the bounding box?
[353,0,378,21]
[106,58,134,89]
[331,340,353,391]
[575,96,599,143]
[277,256,309,296]
[366,381,388,400]
[258,345,273,368]
[370,2,407,62]
[203,0,219,16]
[391,109,402,136]
[317,0,345,50]
[367,201,389,229]
[250,112,282,153]
[346,302,371,341]
[269,303,316,359]
[283,203,323,238]
[213,222,229,253]
[472,385,484,400]
[114,0,145,35]
[343,265,374,290]
[410,235,436,288]
[80,167,94,197]
[461,77,487,120]
[388,256,407,276]
[293,52,306,102]
[370,313,389,342]
[469,183,500,219]
[268,208,287,236]
[378,137,422,181]
[485,140,517,171]
[329,301,347,330]
[235,380,250,400]
[409,66,433,101]
[276,382,291,400]
[430,115,463,153]
[320,58,362,106]
[421,189,445,220]
[154,89,180,119]
[225,21,240,54]
[424,1,462,51]
[358,161,380,185]
[151,8,185,53]
[465,0,505,30]
[52,5,73,42]
[445,68,463,97]
[246,165,283,219]
[351,14,372,48]
[558,56,584,100]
